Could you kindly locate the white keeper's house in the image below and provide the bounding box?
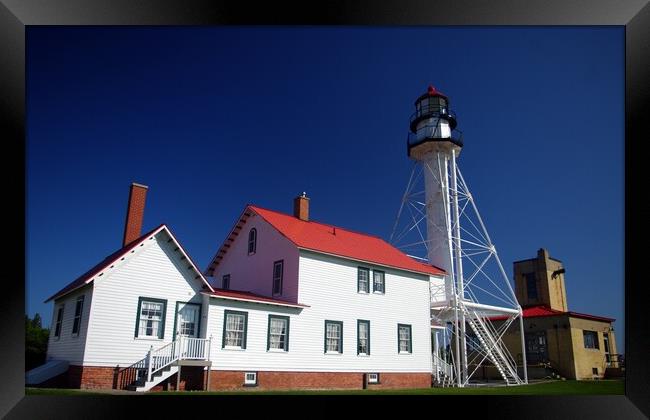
[27,183,446,391]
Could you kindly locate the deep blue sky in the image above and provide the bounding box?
[27,27,624,351]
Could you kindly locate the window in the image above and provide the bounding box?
[525,273,538,300]
[525,331,548,363]
[175,302,200,338]
[272,260,283,296]
[324,320,343,354]
[367,373,379,384]
[244,372,257,386]
[222,274,230,290]
[72,295,85,336]
[358,267,369,293]
[398,324,412,353]
[135,298,167,339]
[357,320,370,356]
[583,330,599,349]
[248,228,257,255]
[267,315,290,351]
[53,305,64,339]
[223,310,248,349]
[373,270,385,294]
[592,367,599,375]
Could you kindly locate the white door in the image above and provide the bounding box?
[176,303,200,338]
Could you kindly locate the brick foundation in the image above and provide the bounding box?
[37,364,208,391]
[40,365,431,391]
[208,370,431,391]
[71,366,117,389]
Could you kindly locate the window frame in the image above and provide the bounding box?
[53,304,64,340]
[222,310,248,350]
[267,315,290,352]
[71,295,85,337]
[357,319,370,356]
[248,228,257,255]
[222,274,230,290]
[357,267,370,293]
[367,373,380,384]
[324,320,343,354]
[397,323,413,354]
[272,260,284,296]
[134,297,168,339]
[583,330,600,350]
[244,372,258,386]
[372,270,385,294]
[172,301,202,340]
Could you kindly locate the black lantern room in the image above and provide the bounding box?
[407,85,462,156]
[409,85,457,132]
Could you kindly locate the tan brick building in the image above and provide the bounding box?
[489,249,621,380]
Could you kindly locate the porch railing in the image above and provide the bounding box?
[118,336,211,389]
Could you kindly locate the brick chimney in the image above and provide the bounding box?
[293,192,309,221]
[122,182,148,247]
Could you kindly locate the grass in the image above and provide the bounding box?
[25,379,624,396]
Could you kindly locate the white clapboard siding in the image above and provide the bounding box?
[46,285,93,365]
[204,250,433,373]
[82,230,205,367]
[211,212,300,302]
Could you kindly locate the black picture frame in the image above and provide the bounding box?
[2,1,647,418]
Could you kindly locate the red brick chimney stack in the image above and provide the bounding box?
[293,192,309,221]
[123,182,148,247]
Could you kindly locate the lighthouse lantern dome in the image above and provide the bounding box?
[407,85,462,160]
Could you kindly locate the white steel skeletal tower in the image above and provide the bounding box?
[390,86,528,387]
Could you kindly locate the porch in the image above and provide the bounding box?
[118,336,212,392]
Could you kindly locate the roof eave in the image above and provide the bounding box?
[297,246,446,278]
[45,224,214,303]
[201,291,309,309]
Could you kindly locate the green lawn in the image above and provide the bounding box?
[25,380,624,396]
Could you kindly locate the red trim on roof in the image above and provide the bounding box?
[488,305,615,323]
[205,206,253,275]
[44,224,165,303]
[204,288,309,308]
[248,205,445,277]
[45,224,214,303]
[565,310,615,323]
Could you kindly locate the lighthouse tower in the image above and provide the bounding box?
[392,85,527,387]
[407,86,463,301]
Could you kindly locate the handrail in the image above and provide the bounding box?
[118,355,148,390]
[605,353,624,368]
[407,125,464,147]
[409,108,457,125]
[463,305,521,384]
[120,337,212,389]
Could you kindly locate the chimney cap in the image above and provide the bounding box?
[131,182,149,189]
[297,192,309,199]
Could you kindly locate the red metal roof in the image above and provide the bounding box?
[204,288,309,308]
[489,305,615,323]
[45,224,214,303]
[249,205,446,277]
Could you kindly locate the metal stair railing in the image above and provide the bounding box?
[462,305,521,385]
[467,312,516,384]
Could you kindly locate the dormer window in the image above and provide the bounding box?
[248,228,257,255]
